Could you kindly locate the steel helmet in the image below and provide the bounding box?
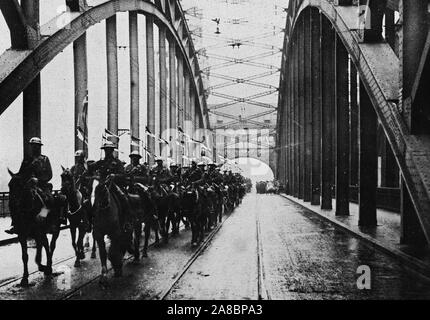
[154,156,164,162]
[29,137,43,145]
[129,151,142,158]
[170,162,178,167]
[197,162,205,166]
[101,141,116,149]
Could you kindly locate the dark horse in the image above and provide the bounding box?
[60,167,91,267]
[133,183,160,258]
[180,186,203,247]
[7,169,63,287]
[150,185,171,244]
[90,177,127,284]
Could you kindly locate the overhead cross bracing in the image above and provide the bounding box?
[182,0,286,130]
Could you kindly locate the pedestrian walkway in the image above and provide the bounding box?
[282,194,430,278]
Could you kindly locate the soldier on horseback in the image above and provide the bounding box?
[88,141,134,233]
[169,163,182,185]
[125,151,148,187]
[183,160,202,186]
[150,157,172,187]
[6,137,53,235]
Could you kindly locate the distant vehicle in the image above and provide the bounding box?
[256,181,267,194]
[266,181,276,194]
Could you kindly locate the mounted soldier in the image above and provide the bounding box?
[88,141,133,234]
[183,160,202,186]
[169,162,182,185]
[207,162,223,185]
[70,150,92,199]
[6,137,53,235]
[150,157,172,187]
[125,151,148,187]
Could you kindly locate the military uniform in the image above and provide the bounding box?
[207,168,223,185]
[70,161,92,199]
[89,155,125,186]
[125,163,148,185]
[19,154,53,192]
[150,165,172,185]
[183,166,202,185]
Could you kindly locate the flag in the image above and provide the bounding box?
[145,126,156,138]
[76,127,88,144]
[105,128,120,139]
[76,90,88,147]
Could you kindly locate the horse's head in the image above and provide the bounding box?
[60,166,74,194]
[91,177,111,210]
[7,169,24,214]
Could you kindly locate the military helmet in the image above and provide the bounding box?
[208,162,217,167]
[170,162,178,167]
[29,137,43,145]
[154,156,164,162]
[197,162,205,167]
[101,141,116,149]
[75,150,85,157]
[129,150,142,158]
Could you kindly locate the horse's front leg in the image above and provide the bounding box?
[142,222,150,257]
[35,235,45,273]
[41,234,52,275]
[96,238,108,286]
[49,231,59,268]
[91,233,97,259]
[70,226,80,267]
[133,222,142,262]
[19,236,30,287]
[77,225,86,260]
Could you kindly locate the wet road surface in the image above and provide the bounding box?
[1,193,430,300]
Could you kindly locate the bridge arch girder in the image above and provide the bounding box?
[277,0,430,245]
[0,0,209,129]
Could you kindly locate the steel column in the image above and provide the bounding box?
[73,33,88,156]
[303,10,312,202]
[400,0,428,133]
[106,15,119,146]
[159,25,167,158]
[293,31,299,198]
[350,59,359,187]
[321,17,335,210]
[298,17,305,200]
[310,9,321,205]
[22,0,41,157]
[335,35,350,216]
[129,12,139,153]
[358,81,377,226]
[169,37,177,162]
[146,15,155,164]
[177,54,184,164]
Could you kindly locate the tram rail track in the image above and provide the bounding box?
[154,211,233,300]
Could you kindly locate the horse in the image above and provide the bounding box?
[180,185,203,247]
[60,166,91,267]
[165,183,182,237]
[90,177,126,284]
[133,183,160,258]
[150,184,171,244]
[7,169,63,287]
[212,183,224,224]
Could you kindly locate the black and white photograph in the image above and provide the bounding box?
[0,0,430,309]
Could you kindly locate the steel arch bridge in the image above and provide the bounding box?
[0,0,209,164]
[275,0,430,247]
